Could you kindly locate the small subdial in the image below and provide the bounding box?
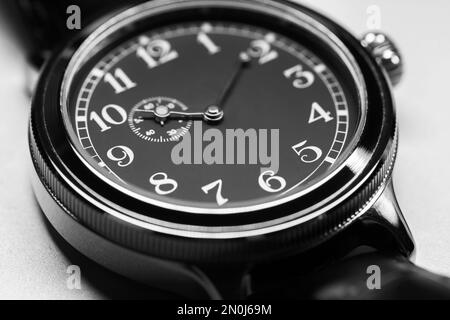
[128,97,193,143]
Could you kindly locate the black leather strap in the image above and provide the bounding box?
[247,252,450,300]
[0,0,143,67]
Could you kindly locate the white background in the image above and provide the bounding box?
[0,0,449,299]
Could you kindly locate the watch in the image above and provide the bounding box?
[5,0,450,299]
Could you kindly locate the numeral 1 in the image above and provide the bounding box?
[197,25,220,55]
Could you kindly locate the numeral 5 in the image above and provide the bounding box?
[292,140,323,163]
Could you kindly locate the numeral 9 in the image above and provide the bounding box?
[107,146,134,167]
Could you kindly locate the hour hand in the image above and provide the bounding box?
[140,105,224,125]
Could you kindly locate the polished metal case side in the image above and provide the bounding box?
[30,165,221,299]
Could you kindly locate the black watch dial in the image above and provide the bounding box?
[63,10,363,215]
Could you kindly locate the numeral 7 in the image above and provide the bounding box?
[202,179,229,206]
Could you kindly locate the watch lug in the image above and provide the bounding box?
[362,179,416,259]
[360,31,404,87]
[25,62,40,97]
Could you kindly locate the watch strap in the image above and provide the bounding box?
[0,0,142,67]
[247,252,450,300]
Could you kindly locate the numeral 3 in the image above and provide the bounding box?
[284,64,314,89]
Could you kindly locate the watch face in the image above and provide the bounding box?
[61,0,365,219]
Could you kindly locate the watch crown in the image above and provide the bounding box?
[361,32,403,86]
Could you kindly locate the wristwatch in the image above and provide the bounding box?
[4,0,450,299]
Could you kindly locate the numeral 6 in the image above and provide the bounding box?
[259,170,287,193]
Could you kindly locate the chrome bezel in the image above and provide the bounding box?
[60,0,368,218]
[30,0,397,263]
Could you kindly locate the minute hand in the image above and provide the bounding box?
[213,54,251,110]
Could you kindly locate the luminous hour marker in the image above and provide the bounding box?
[139,36,150,45]
[264,33,276,43]
[337,109,349,117]
[201,22,213,33]
[91,68,105,78]
[324,156,336,164]
[314,64,326,73]
[76,116,87,122]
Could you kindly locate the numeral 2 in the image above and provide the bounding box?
[242,38,278,65]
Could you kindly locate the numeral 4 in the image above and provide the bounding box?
[104,68,136,94]
[202,179,228,206]
[309,102,334,124]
